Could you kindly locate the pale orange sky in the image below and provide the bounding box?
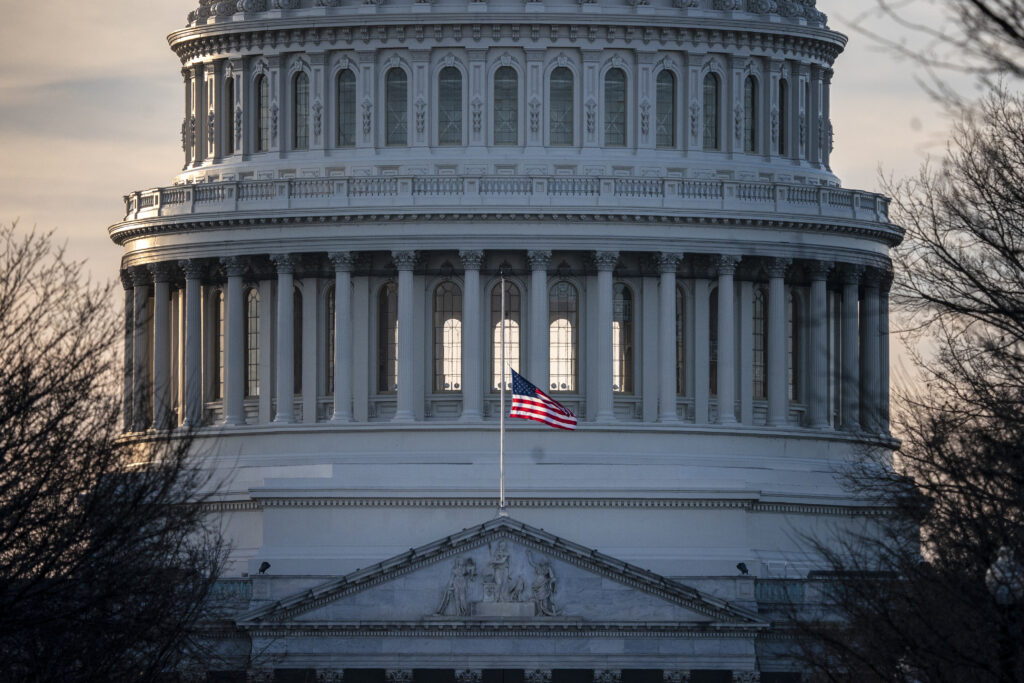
[0,1,955,283]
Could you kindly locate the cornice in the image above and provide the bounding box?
[168,17,845,66]
[237,622,765,638]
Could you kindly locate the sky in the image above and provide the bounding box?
[0,0,957,283]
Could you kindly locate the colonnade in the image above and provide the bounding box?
[121,250,890,436]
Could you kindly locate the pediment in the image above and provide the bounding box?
[238,517,764,631]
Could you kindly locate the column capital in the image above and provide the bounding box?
[525,672,552,683]
[385,671,412,683]
[806,259,834,280]
[391,250,418,271]
[527,249,552,270]
[455,671,482,683]
[662,673,690,683]
[656,252,681,273]
[270,253,298,274]
[329,251,357,271]
[178,258,207,280]
[880,267,895,292]
[220,256,247,278]
[459,250,484,270]
[862,266,886,289]
[594,671,621,683]
[732,674,760,683]
[764,257,791,279]
[148,262,176,284]
[315,671,344,683]
[716,254,741,276]
[840,263,865,285]
[120,269,134,290]
[129,266,152,286]
[593,250,620,272]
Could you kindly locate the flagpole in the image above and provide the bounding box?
[499,272,508,517]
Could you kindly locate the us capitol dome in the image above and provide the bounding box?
[112,0,899,679]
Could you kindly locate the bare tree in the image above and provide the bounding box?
[790,86,1024,683]
[0,223,225,682]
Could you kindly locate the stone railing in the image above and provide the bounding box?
[120,175,892,230]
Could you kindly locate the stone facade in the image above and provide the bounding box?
[111,0,897,677]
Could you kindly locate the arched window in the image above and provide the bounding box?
[612,283,633,393]
[377,282,398,393]
[493,66,518,146]
[325,286,335,396]
[709,288,718,397]
[656,70,676,148]
[211,290,225,401]
[336,69,356,147]
[753,288,768,400]
[549,281,578,392]
[433,282,463,392]
[676,284,686,396]
[225,77,235,155]
[778,78,788,156]
[293,288,303,394]
[255,74,270,152]
[788,292,800,401]
[604,68,626,147]
[702,72,720,151]
[293,72,309,150]
[245,288,259,398]
[491,281,521,391]
[743,76,757,154]
[385,68,408,146]
[549,67,574,146]
[438,67,463,145]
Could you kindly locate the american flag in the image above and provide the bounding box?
[509,369,577,430]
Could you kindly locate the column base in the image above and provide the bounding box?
[330,414,353,423]
[595,411,616,423]
[272,415,294,425]
[658,413,679,423]
[392,411,416,423]
[223,415,246,426]
[717,416,738,426]
[459,411,483,422]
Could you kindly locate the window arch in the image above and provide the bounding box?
[612,283,633,393]
[336,69,356,147]
[245,288,259,398]
[438,67,463,145]
[743,75,758,154]
[255,74,270,152]
[293,72,309,150]
[656,70,676,148]
[549,281,578,392]
[491,281,521,391]
[702,72,720,151]
[433,281,463,393]
[778,78,788,156]
[788,291,800,401]
[753,288,768,400]
[293,288,303,394]
[549,67,574,146]
[676,284,686,396]
[709,287,718,397]
[385,68,408,146]
[493,66,518,146]
[325,285,335,396]
[225,77,236,155]
[377,282,398,393]
[604,68,626,147]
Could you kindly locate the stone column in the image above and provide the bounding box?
[121,272,134,432]
[315,671,343,683]
[528,250,551,391]
[657,253,680,422]
[460,250,484,421]
[525,672,552,683]
[329,252,355,422]
[221,256,246,426]
[662,673,690,683]
[271,254,297,424]
[693,276,710,425]
[131,268,151,432]
[841,265,863,431]
[717,255,739,424]
[393,251,417,422]
[594,671,621,683]
[386,670,412,683]
[880,270,892,435]
[594,251,619,422]
[179,259,204,428]
[301,277,318,424]
[860,268,882,434]
[149,263,174,430]
[455,671,482,683]
[807,260,833,429]
[766,257,790,427]
[731,673,760,683]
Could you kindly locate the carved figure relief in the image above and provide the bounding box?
[235,106,243,148]
[528,551,559,616]
[313,100,323,142]
[181,118,188,153]
[237,0,267,12]
[640,100,651,138]
[415,98,426,136]
[485,541,526,602]
[688,101,700,140]
[770,106,778,144]
[733,103,743,142]
[798,112,806,148]
[207,110,216,146]
[585,99,596,138]
[435,557,477,616]
[471,98,482,135]
[362,98,373,137]
[270,102,279,145]
[529,98,541,135]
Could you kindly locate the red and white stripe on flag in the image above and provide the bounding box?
[509,369,577,430]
